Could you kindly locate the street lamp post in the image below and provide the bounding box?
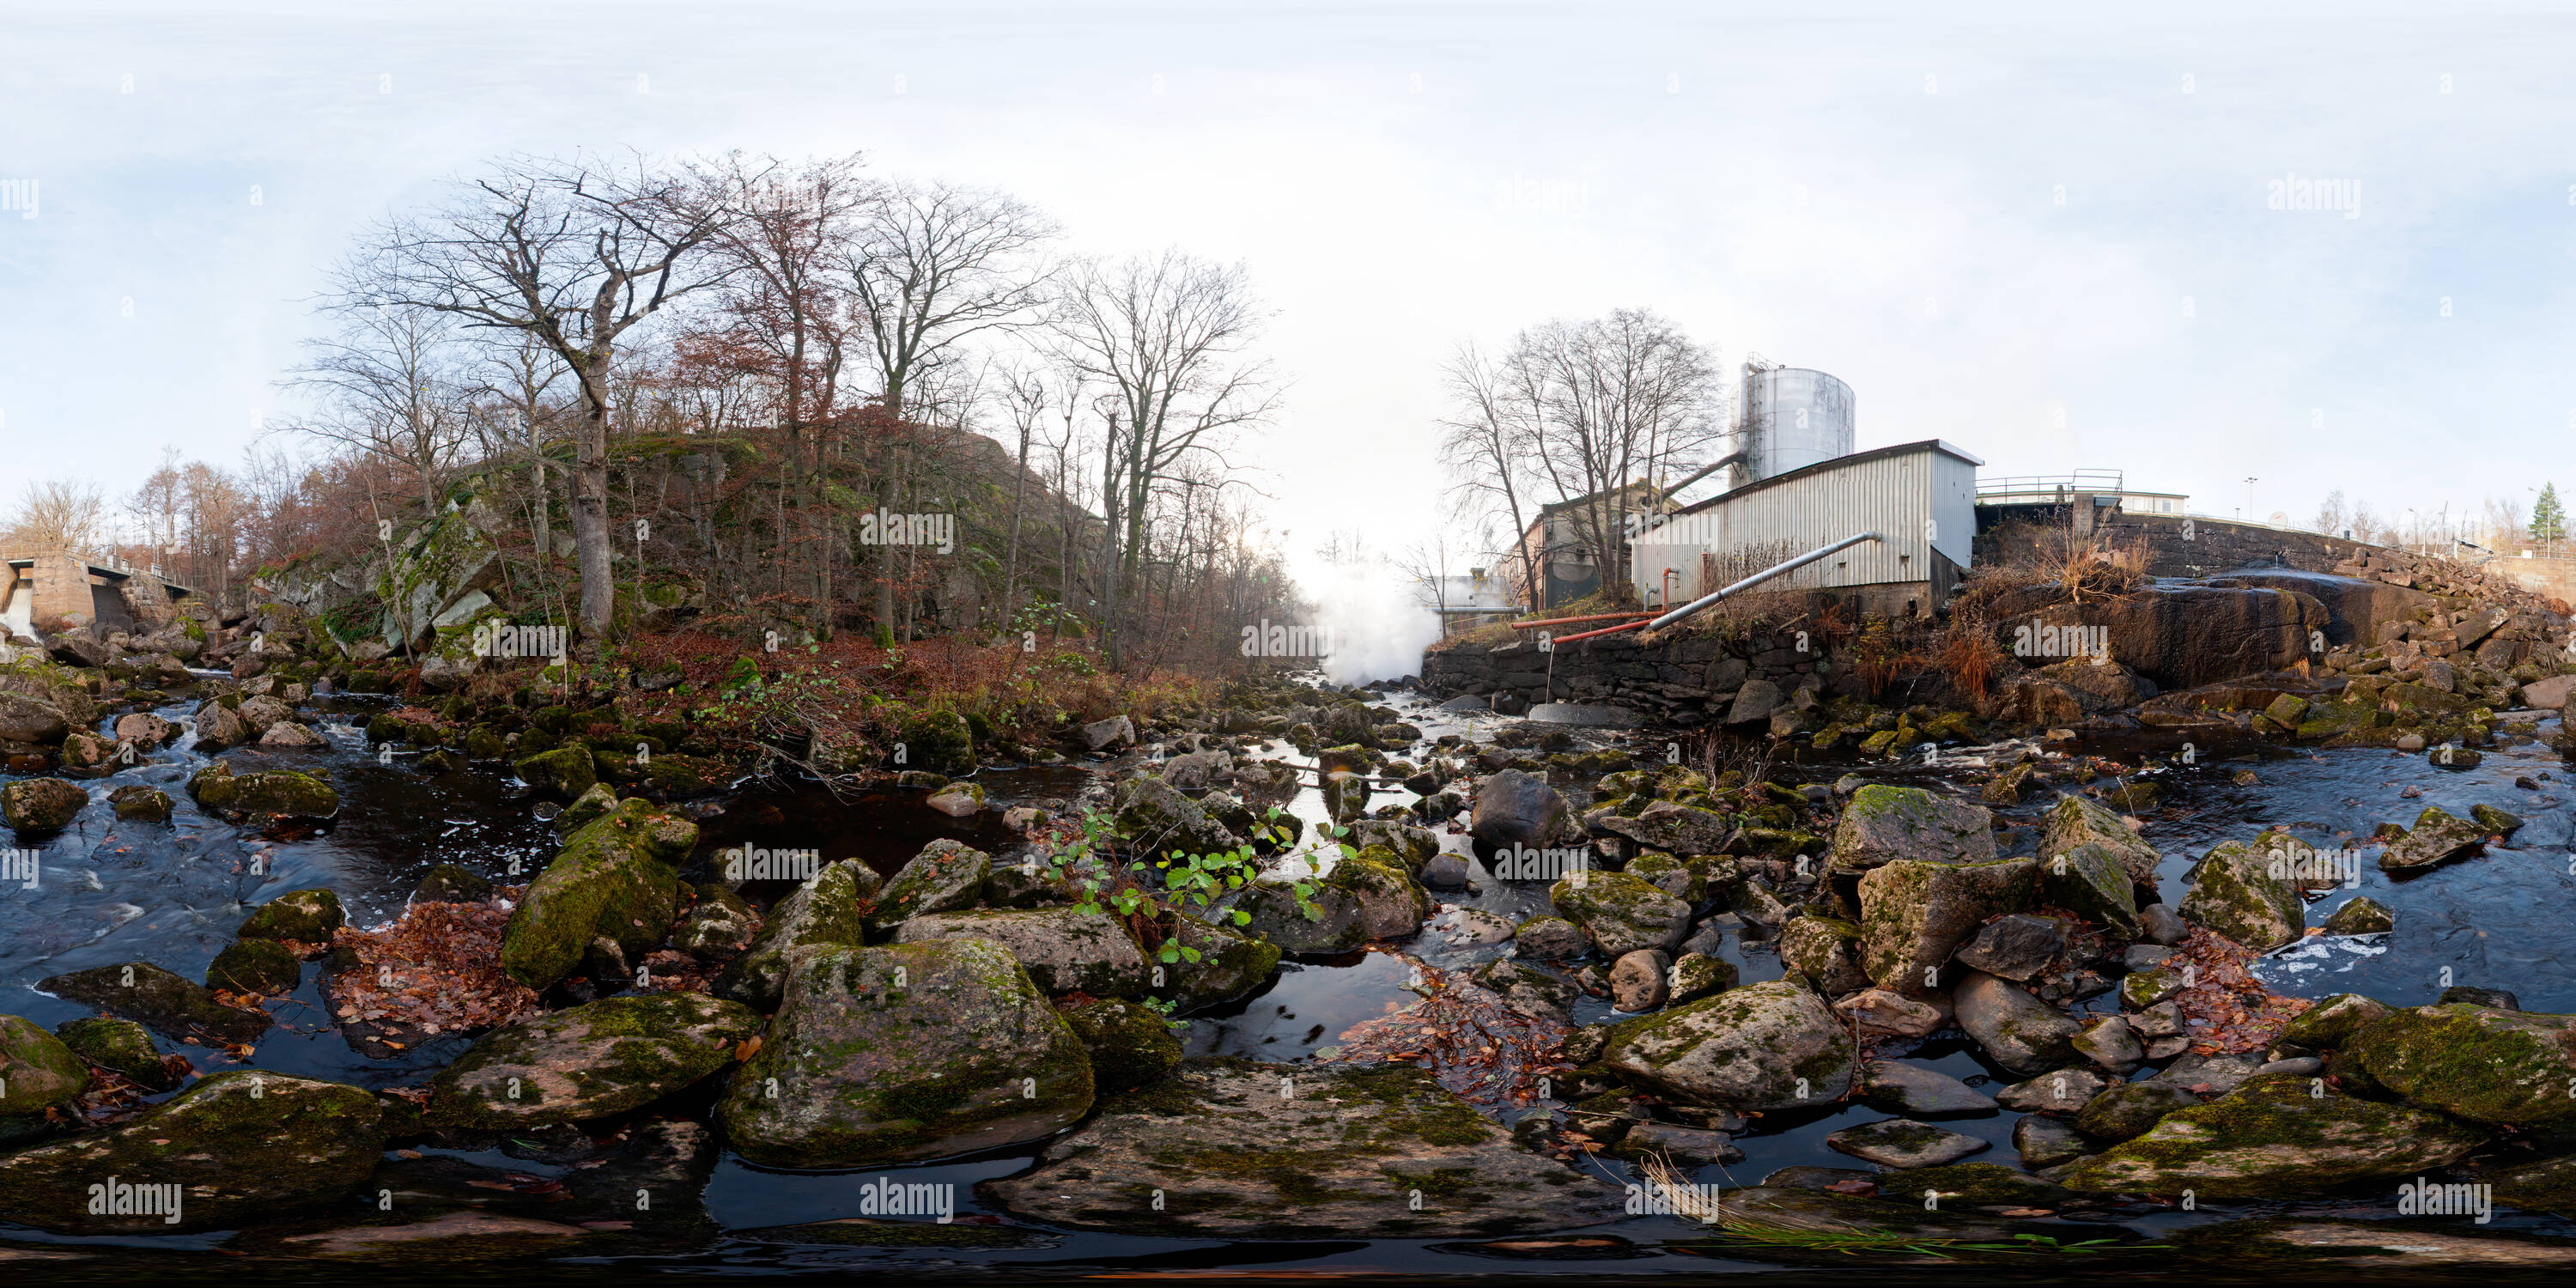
[2242,477,2258,525]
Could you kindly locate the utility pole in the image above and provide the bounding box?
[2242,477,2258,525]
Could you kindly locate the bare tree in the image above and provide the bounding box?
[352,149,743,637]
[4,478,108,553]
[1054,250,1277,667]
[1437,339,1545,611]
[1516,309,1722,604]
[281,303,473,519]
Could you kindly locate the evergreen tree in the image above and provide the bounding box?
[2534,483,2567,547]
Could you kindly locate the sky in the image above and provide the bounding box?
[8,0,2576,575]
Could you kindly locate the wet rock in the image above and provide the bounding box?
[240,888,345,943]
[2257,1055,2323,1075]
[2074,1081,2201,1142]
[1470,958,1579,1024]
[2429,744,2482,769]
[2321,897,2395,935]
[718,940,1093,1168]
[106,784,171,821]
[1780,916,1872,996]
[2179,836,2305,951]
[2439,985,2520,1010]
[0,693,69,744]
[2393,732,2427,751]
[673,883,759,960]
[501,798,695,991]
[896,710,975,774]
[36,961,270,1043]
[1550,871,1691,956]
[1421,852,1470,890]
[896,908,1153,997]
[2071,1014,2144,1073]
[2139,902,2187,945]
[1667,951,1735,1005]
[922,781,987,818]
[2,778,87,833]
[1613,1121,1744,1164]
[1512,914,1586,959]
[2014,1114,2088,1168]
[1608,950,1670,1012]
[1883,1161,2074,1211]
[1602,979,1856,1109]
[1952,971,2080,1076]
[2055,1073,2485,1199]
[2471,802,2524,834]
[111,713,173,747]
[2040,793,2161,889]
[512,745,598,801]
[2119,966,2184,1010]
[555,781,617,833]
[52,1016,178,1091]
[412,862,493,904]
[1827,1119,1989,1168]
[1059,998,1183,1095]
[425,992,762,1130]
[205,938,302,993]
[1080,714,1135,751]
[2147,1053,2268,1097]
[1858,1061,1996,1115]
[236,694,295,732]
[2377,805,2489,872]
[1596,801,1731,857]
[641,752,733,799]
[0,1016,88,1115]
[186,761,340,819]
[1953,914,2066,981]
[59,731,112,772]
[714,860,878,1008]
[2347,1003,2576,1125]
[1151,917,1283,1012]
[1857,858,2036,992]
[1227,846,1428,952]
[1834,987,1947,1041]
[2123,943,2173,970]
[1347,820,1442,874]
[0,1070,386,1232]
[1828,785,1996,874]
[1995,1066,2112,1114]
[1471,769,1568,854]
[1112,775,1242,860]
[2037,841,2143,939]
[863,839,992,934]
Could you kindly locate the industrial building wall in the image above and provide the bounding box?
[1630,445,1978,598]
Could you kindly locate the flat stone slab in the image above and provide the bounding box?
[1522,703,1640,727]
[1826,1118,1991,1169]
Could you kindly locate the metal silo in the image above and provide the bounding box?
[1739,365,1856,482]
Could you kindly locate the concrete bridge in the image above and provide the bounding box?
[1,550,193,641]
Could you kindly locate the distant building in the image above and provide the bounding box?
[1973,470,2187,534]
[2,550,192,640]
[1499,480,1671,611]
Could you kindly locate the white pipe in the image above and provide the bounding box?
[1644,531,1883,632]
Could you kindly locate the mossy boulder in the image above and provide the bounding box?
[716,939,1094,1168]
[2179,837,2305,952]
[206,937,303,994]
[35,961,270,1044]
[2,777,88,834]
[2036,841,2142,937]
[413,862,494,904]
[513,744,599,801]
[186,761,339,820]
[190,699,254,751]
[500,798,696,990]
[0,1015,88,1115]
[1601,978,1856,1109]
[894,908,1153,997]
[1227,846,1429,955]
[1549,870,1691,957]
[1952,971,2080,1076]
[2053,1072,2486,1199]
[2040,792,2162,889]
[2275,993,2394,1052]
[2346,1004,2576,1125]
[556,781,617,832]
[864,839,993,935]
[1059,998,1183,1094]
[896,709,976,775]
[1778,915,1871,995]
[1346,819,1442,875]
[1111,775,1243,861]
[0,1070,386,1233]
[425,992,763,1130]
[2073,1081,2203,1142]
[1827,784,1996,875]
[0,692,70,744]
[106,784,173,822]
[52,1016,176,1091]
[238,888,346,944]
[1856,857,2035,993]
[2377,805,2489,872]
[641,752,732,799]
[1151,917,1283,1012]
[2320,897,2394,935]
[714,860,879,1010]
[981,1058,1628,1238]
[673,883,760,961]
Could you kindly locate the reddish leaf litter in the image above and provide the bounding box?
[2169,927,2312,1056]
[329,896,538,1043]
[1317,951,1569,1110]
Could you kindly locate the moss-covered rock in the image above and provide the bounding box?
[1060,998,1183,1094]
[186,761,340,820]
[2179,837,2304,951]
[641,752,732,799]
[1602,978,1855,1109]
[2,777,88,834]
[2039,792,2162,889]
[864,839,992,936]
[425,992,762,1131]
[674,883,760,961]
[2377,805,2489,872]
[0,1070,386,1232]
[556,781,617,832]
[1828,785,1996,874]
[2036,841,2142,937]
[2073,1081,2203,1142]
[714,860,878,1009]
[1112,775,1243,861]
[0,1015,88,1115]
[1856,857,2035,993]
[501,798,696,990]
[2319,897,2394,935]
[717,939,1094,1168]
[2275,993,2394,1052]
[52,1016,176,1091]
[513,745,599,802]
[894,908,1153,996]
[981,1058,1627,1238]
[896,709,976,775]
[413,862,493,904]
[1548,870,1691,957]
[2346,1004,2576,1125]
[1151,917,1282,1012]
[106,784,173,822]
[2053,1073,2486,1200]
[238,888,346,944]
[206,937,303,994]
[35,961,270,1044]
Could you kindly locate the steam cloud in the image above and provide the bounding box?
[1292,555,1444,687]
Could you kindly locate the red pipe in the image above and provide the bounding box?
[1510,611,1656,629]
[1551,617,1654,645]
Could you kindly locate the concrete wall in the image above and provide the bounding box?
[2497,556,2576,605]
[1978,509,2355,580]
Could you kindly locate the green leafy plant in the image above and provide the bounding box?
[1139,994,1188,1034]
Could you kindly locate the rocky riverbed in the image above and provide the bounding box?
[11,611,2576,1278]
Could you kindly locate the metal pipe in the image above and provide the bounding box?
[1550,617,1654,645]
[1509,611,1656,629]
[1643,531,1884,632]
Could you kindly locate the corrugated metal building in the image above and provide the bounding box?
[1627,439,1984,618]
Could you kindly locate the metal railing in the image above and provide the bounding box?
[1975,470,2124,502]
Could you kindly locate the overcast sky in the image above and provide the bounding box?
[7,1,2575,561]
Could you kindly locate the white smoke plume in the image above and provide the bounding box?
[1290,550,1444,686]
